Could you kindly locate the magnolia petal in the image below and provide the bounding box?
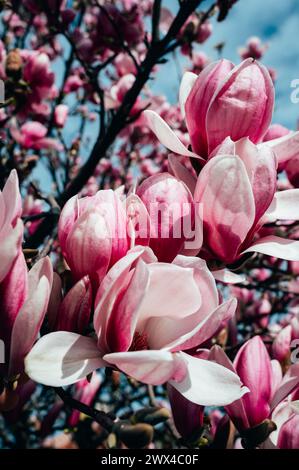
[126,194,150,248]
[47,272,62,331]
[265,190,299,221]
[271,363,299,411]
[243,236,299,261]
[144,110,203,159]
[233,336,272,428]
[168,298,237,352]
[9,257,53,377]
[168,155,197,194]
[94,247,156,351]
[209,345,250,430]
[0,219,23,283]
[179,72,197,118]
[170,352,249,407]
[212,269,246,284]
[58,195,79,256]
[261,131,299,165]
[106,259,150,352]
[234,139,277,225]
[291,401,299,414]
[137,263,201,325]
[25,332,105,387]
[104,350,187,385]
[194,155,255,263]
[2,169,22,226]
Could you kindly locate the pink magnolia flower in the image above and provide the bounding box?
[239,36,268,61]
[105,74,139,111]
[143,59,299,165]
[11,121,62,151]
[23,194,44,236]
[211,338,299,433]
[277,412,299,449]
[196,21,212,44]
[58,190,129,285]
[272,325,292,364]
[23,52,54,97]
[25,246,247,407]
[0,170,23,283]
[54,104,69,128]
[269,399,299,449]
[0,254,53,379]
[194,138,299,264]
[63,74,84,94]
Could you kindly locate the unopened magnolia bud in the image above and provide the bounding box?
[241,419,277,449]
[6,49,22,78]
[133,407,171,426]
[114,422,154,449]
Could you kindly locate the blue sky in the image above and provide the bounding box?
[155,0,299,129]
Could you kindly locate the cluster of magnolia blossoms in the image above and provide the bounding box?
[145,58,299,265]
[0,171,53,410]
[3,56,299,447]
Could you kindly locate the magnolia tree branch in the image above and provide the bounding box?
[55,387,114,432]
[26,0,216,248]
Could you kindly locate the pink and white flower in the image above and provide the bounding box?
[25,246,248,407]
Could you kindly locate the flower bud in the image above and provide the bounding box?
[137,173,194,262]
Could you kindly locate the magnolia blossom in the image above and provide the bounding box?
[25,246,248,407]
[143,58,299,165]
[58,189,129,285]
[193,138,299,264]
[211,338,299,435]
[54,104,69,128]
[268,398,299,449]
[0,253,53,379]
[0,170,23,283]
[238,36,268,61]
[11,121,62,151]
[136,172,196,262]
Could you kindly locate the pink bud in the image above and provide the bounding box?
[272,325,292,363]
[58,190,129,285]
[54,104,68,128]
[185,59,274,157]
[63,75,84,93]
[234,336,272,427]
[55,277,92,334]
[61,9,76,25]
[277,413,299,449]
[196,21,212,43]
[168,383,204,439]
[137,173,194,262]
